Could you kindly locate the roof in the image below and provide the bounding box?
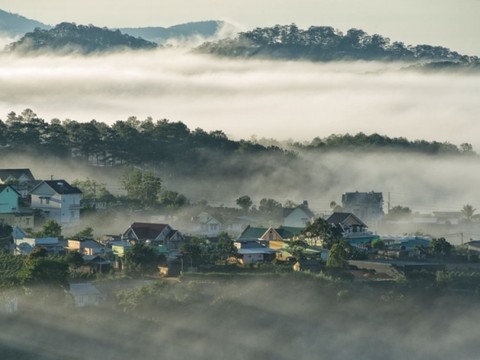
[45,180,82,194]
[237,248,276,255]
[326,212,367,227]
[0,169,35,182]
[69,283,101,296]
[238,226,268,240]
[0,184,21,196]
[128,222,170,240]
[31,180,82,195]
[283,204,315,219]
[276,226,304,238]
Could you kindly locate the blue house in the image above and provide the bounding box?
[0,185,20,213]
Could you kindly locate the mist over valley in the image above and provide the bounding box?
[1,5,480,360]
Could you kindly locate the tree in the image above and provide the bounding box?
[461,204,476,223]
[74,227,94,239]
[385,205,412,220]
[326,242,349,269]
[258,198,282,217]
[20,257,69,287]
[286,239,309,261]
[180,238,209,267]
[430,237,452,257]
[371,239,385,250]
[236,195,253,212]
[37,220,62,238]
[213,232,238,264]
[122,169,162,207]
[65,251,84,268]
[125,242,159,275]
[329,201,343,212]
[72,178,114,209]
[302,217,341,248]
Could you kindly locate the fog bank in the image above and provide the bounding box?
[0,49,479,148]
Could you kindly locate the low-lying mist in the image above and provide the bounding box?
[0,48,479,147]
[1,276,480,360]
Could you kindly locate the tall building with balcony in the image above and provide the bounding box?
[30,180,82,225]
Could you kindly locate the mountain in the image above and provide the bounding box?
[197,24,480,65]
[119,20,237,45]
[0,9,50,37]
[7,22,157,54]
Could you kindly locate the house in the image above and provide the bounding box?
[30,180,82,225]
[342,191,384,223]
[238,225,303,242]
[0,168,36,197]
[69,283,104,307]
[0,185,20,213]
[67,238,107,256]
[14,236,66,255]
[283,201,315,227]
[465,240,480,253]
[224,216,259,235]
[0,168,35,185]
[122,222,184,251]
[432,211,462,225]
[234,240,277,264]
[326,212,379,246]
[191,212,222,236]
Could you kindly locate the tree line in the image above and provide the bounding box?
[293,132,475,155]
[198,23,479,65]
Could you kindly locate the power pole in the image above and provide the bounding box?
[388,192,391,213]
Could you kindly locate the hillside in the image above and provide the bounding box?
[0,9,50,37]
[197,24,480,66]
[6,22,157,54]
[119,20,236,45]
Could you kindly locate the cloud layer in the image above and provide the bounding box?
[0,49,479,148]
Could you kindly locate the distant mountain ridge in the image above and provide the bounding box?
[7,22,157,54]
[119,20,236,44]
[0,9,50,37]
[198,24,480,66]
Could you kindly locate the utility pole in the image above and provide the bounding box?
[388,192,391,213]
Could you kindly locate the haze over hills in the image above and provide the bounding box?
[119,20,238,45]
[0,8,50,37]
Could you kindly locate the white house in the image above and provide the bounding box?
[193,212,222,236]
[283,201,315,228]
[30,180,82,225]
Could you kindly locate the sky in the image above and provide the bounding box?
[0,0,479,55]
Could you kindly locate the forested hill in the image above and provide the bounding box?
[197,24,479,66]
[6,22,157,54]
[0,110,474,171]
[293,133,475,155]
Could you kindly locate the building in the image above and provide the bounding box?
[0,168,36,197]
[283,201,315,227]
[30,180,82,225]
[122,222,184,252]
[326,212,379,246]
[342,191,384,223]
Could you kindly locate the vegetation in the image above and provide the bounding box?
[294,132,474,155]
[198,23,480,66]
[7,22,157,54]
